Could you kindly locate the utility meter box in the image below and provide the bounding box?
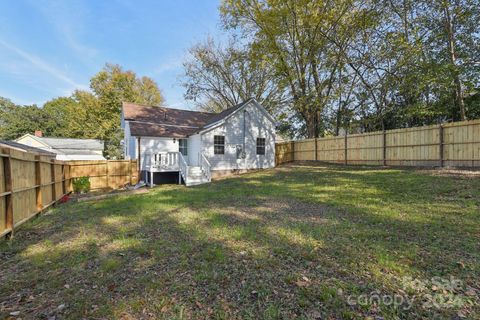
[236,145,246,159]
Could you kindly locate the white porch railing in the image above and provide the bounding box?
[148,152,180,171]
[178,152,188,183]
[146,151,211,186]
[200,153,211,182]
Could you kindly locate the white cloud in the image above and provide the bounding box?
[153,58,184,75]
[29,0,98,63]
[0,38,86,90]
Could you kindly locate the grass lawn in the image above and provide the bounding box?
[1,163,479,319]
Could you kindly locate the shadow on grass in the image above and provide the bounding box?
[0,163,479,319]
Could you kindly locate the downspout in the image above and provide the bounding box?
[137,137,141,180]
[243,110,246,151]
[243,109,247,170]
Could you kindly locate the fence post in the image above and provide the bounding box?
[50,160,56,203]
[439,124,444,167]
[106,161,109,190]
[129,160,132,185]
[344,133,348,165]
[61,163,66,196]
[383,129,387,166]
[3,149,13,238]
[35,156,42,213]
[291,141,295,162]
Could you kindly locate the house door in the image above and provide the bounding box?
[179,139,188,157]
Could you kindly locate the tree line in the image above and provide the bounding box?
[0,64,164,158]
[182,0,480,138]
[1,0,479,156]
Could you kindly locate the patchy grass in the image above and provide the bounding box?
[1,163,479,319]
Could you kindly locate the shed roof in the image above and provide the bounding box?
[0,140,56,157]
[36,137,104,151]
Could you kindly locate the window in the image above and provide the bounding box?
[256,137,266,155]
[179,139,188,156]
[214,135,225,154]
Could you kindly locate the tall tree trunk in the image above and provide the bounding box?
[443,2,466,121]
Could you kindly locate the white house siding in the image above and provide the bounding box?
[139,136,178,170]
[201,101,275,171]
[187,134,201,166]
[123,121,137,160]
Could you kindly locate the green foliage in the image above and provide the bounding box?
[216,0,480,137]
[0,64,165,159]
[0,97,51,140]
[72,176,91,194]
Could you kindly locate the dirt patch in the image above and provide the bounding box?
[211,197,339,226]
[425,168,480,179]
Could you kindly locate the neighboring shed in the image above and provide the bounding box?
[15,132,105,160]
[0,140,57,158]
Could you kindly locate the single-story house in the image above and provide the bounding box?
[121,98,276,186]
[0,140,57,159]
[15,132,105,161]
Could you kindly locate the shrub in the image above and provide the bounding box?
[72,176,91,194]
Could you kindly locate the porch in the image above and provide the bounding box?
[144,152,211,187]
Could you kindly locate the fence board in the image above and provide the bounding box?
[0,145,138,238]
[276,119,480,168]
[68,160,139,191]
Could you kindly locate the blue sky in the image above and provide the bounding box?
[0,0,223,109]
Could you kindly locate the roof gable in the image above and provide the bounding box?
[16,134,51,148]
[0,140,56,157]
[199,99,276,133]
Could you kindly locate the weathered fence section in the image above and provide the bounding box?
[68,160,138,191]
[275,141,295,165]
[276,119,480,167]
[0,147,71,238]
[0,145,140,238]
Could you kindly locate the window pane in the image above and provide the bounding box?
[256,138,265,155]
[179,139,188,156]
[214,135,225,154]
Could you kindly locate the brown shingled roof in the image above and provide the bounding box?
[123,102,213,128]
[123,100,253,138]
[128,122,198,138]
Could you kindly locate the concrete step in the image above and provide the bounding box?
[188,171,203,176]
[187,175,208,182]
[185,178,210,187]
[184,166,210,186]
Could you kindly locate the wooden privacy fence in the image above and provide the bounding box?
[68,160,138,191]
[0,147,71,238]
[276,119,480,167]
[0,146,139,238]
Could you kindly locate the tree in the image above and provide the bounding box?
[221,0,365,138]
[219,0,479,137]
[0,97,51,140]
[182,37,285,113]
[0,64,165,159]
